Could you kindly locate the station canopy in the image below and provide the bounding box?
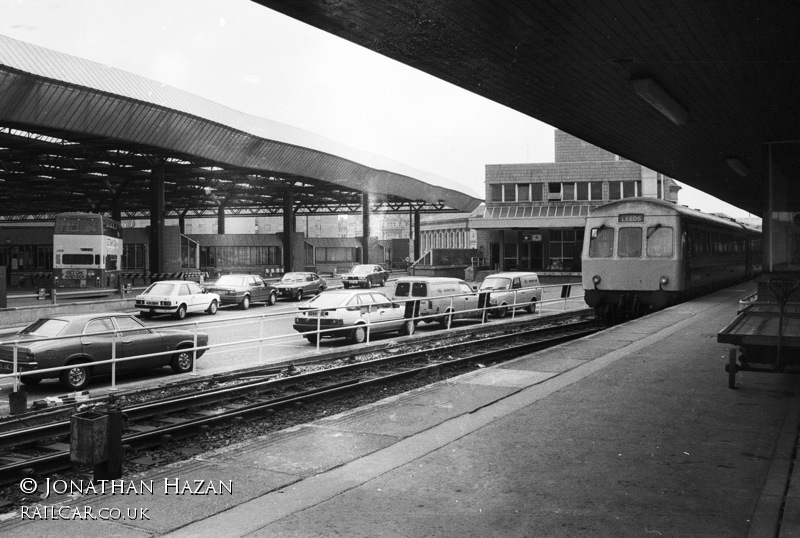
[0,35,482,222]
[254,1,800,218]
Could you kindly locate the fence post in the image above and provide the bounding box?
[258,314,264,363]
[512,290,517,319]
[316,311,321,352]
[110,333,118,392]
[366,309,371,343]
[192,321,198,375]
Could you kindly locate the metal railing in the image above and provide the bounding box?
[0,283,585,392]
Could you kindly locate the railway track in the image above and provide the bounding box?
[0,315,600,485]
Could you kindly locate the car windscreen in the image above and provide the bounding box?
[303,293,349,309]
[281,273,305,283]
[479,277,511,291]
[215,276,246,286]
[19,318,69,337]
[351,266,371,274]
[143,282,175,295]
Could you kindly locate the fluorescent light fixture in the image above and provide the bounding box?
[726,157,749,177]
[631,78,689,125]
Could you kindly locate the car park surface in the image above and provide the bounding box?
[205,274,277,309]
[292,289,412,344]
[341,264,389,288]
[273,272,327,301]
[135,280,220,319]
[0,312,209,389]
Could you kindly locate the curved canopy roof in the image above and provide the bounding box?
[254,1,800,217]
[0,35,481,221]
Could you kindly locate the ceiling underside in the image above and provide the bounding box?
[0,37,481,222]
[254,0,800,217]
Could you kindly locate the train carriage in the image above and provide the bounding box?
[582,198,761,321]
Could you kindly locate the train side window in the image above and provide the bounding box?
[588,227,614,258]
[646,226,673,257]
[618,227,643,258]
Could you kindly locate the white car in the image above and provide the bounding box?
[292,289,413,344]
[135,280,220,320]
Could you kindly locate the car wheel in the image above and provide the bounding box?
[317,287,324,295]
[348,325,367,344]
[240,295,250,310]
[343,283,350,289]
[495,304,508,318]
[174,304,187,320]
[400,319,415,336]
[60,362,90,390]
[525,299,537,314]
[170,348,194,373]
[305,334,318,344]
[364,278,372,288]
[268,292,277,306]
[20,376,42,386]
[207,300,218,315]
[295,289,303,301]
[440,310,453,330]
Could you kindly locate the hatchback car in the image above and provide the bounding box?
[0,313,210,389]
[292,289,413,344]
[135,280,220,319]
[205,274,277,309]
[341,264,389,288]
[274,272,327,301]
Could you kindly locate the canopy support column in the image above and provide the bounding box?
[361,193,370,264]
[148,165,165,273]
[283,190,294,272]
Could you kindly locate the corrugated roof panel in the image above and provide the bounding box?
[0,36,482,213]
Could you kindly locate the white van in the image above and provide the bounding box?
[478,272,543,317]
[392,276,481,329]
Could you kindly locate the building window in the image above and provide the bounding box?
[503,183,516,202]
[531,184,543,201]
[563,183,575,201]
[490,184,502,202]
[548,229,576,270]
[548,183,562,200]
[517,184,530,202]
[123,244,145,270]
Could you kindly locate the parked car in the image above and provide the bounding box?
[292,289,413,344]
[205,274,277,309]
[0,313,210,389]
[392,276,482,328]
[274,272,327,301]
[478,272,543,317]
[341,264,389,288]
[135,280,220,319]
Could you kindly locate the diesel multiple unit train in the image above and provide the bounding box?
[582,198,761,321]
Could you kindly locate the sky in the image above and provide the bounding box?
[0,0,754,219]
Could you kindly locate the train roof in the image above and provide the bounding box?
[587,198,760,234]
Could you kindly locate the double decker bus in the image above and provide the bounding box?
[53,212,122,288]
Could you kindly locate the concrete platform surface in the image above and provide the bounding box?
[3,280,800,537]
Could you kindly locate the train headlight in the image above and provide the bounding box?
[592,275,601,288]
[659,276,669,290]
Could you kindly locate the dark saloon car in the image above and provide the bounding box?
[274,272,327,301]
[205,274,277,309]
[0,313,209,390]
[341,264,389,288]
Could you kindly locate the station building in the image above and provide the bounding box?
[469,130,681,274]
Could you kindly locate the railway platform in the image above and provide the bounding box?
[3,280,800,537]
